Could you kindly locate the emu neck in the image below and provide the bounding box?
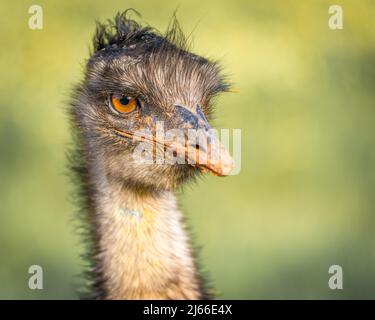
[93,176,203,299]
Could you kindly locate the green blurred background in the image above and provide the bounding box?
[1,0,375,299]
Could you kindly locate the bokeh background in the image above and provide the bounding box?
[1,0,375,299]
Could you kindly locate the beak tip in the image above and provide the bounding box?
[204,156,235,177]
[217,159,235,177]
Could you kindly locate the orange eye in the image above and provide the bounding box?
[111,95,138,114]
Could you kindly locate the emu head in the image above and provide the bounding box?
[72,11,233,191]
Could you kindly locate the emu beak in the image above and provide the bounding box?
[113,105,234,176]
[174,105,234,176]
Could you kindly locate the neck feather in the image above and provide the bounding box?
[88,162,206,299]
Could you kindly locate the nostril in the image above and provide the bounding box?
[188,141,207,153]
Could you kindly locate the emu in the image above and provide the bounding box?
[69,10,233,300]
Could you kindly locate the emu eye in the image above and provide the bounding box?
[110,95,138,114]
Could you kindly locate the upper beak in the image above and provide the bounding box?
[171,105,234,176]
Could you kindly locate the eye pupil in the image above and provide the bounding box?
[119,96,130,105]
